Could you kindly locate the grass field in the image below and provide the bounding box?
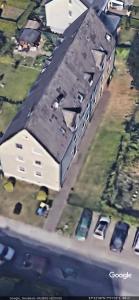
[0,180,45,227]
[0,62,39,100]
[0,102,19,132]
[0,19,16,37]
[119,28,136,44]
[56,205,82,237]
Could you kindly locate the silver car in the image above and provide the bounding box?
[133,230,139,255]
[94,216,111,240]
[0,243,15,264]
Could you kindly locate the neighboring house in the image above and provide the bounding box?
[45,0,110,34]
[18,28,41,51]
[0,8,115,191]
[109,0,133,12]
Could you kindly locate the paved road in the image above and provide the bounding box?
[0,232,139,297]
[44,90,111,231]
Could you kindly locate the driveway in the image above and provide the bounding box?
[44,90,111,231]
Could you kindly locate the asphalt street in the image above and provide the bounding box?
[0,232,139,297]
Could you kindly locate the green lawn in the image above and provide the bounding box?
[0,180,44,227]
[0,19,16,37]
[56,205,83,237]
[0,62,39,100]
[119,28,136,44]
[0,102,19,132]
[68,121,123,210]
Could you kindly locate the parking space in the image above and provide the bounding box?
[75,211,138,261]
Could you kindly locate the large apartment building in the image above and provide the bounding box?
[0,8,115,191]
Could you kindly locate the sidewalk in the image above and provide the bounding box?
[44,90,111,232]
[0,215,138,270]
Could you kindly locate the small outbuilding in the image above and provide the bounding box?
[19,28,41,50]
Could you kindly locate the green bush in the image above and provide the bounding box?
[3,181,14,193]
[116,48,130,60]
[36,190,48,201]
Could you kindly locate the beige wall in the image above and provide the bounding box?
[45,0,87,33]
[0,130,60,191]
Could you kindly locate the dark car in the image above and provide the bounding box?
[110,221,129,252]
[75,208,92,241]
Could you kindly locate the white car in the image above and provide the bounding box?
[133,230,139,255]
[93,216,111,240]
[0,243,15,264]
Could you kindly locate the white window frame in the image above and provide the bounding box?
[18,166,26,173]
[16,156,24,162]
[34,171,42,177]
[33,160,42,167]
[32,148,42,156]
[69,10,72,17]
[16,143,23,149]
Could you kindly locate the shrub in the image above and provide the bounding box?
[36,189,48,201]
[3,181,14,193]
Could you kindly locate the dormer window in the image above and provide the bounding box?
[105,33,111,42]
[77,92,84,103]
[56,93,64,103]
[84,72,94,86]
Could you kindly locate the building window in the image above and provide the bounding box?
[34,160,41,166]
[16,143,23,149]
[69,10,72,17]
[32,148,42,155]
[17,156,24,162]
[18,166,25,172]
[35,171,42,177]
[69,0,72,3]
[77,92,84,103]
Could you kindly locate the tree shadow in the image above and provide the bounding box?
[0,30,6,50]
[127,31,139,90]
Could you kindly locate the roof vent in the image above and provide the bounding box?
[84,72,94,86]
[60,127,66,134]
[53,101,59,109]
[105,33,111,42]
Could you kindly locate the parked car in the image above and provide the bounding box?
[132,229,139,255]
[110,221,129,252]
[94,215,111,240]
[0,243,15,264]
[75,208,92,241]
[36,201,50,217]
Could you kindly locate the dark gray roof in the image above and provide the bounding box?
[0,8,115,162]
[19,29,41,44]
[100,12,121,34]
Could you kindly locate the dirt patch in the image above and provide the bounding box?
[2,6,24,20]
[105,69,136,121]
